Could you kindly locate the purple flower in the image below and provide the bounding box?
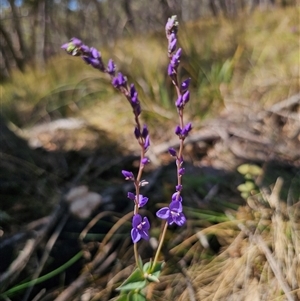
[134,126,140,139]
[137,194,149,208]
[70,37,83,47]
[170,48,182,68]
[144,135,150,151]
[156,201,186,226]
[141,157,150,165]
[175,95,184,108]
[168,64,175,76]
[176,185,182,192]
[141,125,148,138]
[112,72,127,88]
[182,91,190,104]
[61,43,69,51]
[168,38,177,54]
[107,59,116,76]
[129,84,141,116]
[127,193,149,208]
[80,44,90,54]
[168,148,177,157]
[175,125,182,136]
[131,214,150,243]
[61,38,91,57]
[80,47,106,71]
[165,15,178,38]
[127,192,135,201]
[130,84,139,104]
[172,192,183,202]
[122,170,134,180]
[178,168,185,176]
[181,122,192,137]
[181,78,191,93]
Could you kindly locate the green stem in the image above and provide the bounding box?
[151,221,168,272]
[134,242,140,269]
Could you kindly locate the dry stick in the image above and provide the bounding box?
[53,242,115,301]
[22,213,70,301]
[226,212,295,301]
[257,92,300,120]
[31,288,46,301]
[268,93,300,113]
[0,200,68,290]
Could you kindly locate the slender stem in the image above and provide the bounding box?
[151,221,168,272]
[134,243,140,268]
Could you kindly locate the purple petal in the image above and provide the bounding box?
[118,72,126,86]
[168,32,176,42]
[175,125,182,136]
[169,201,183,213]
[172,192,182,202]
[156,207,170,219]
[142,217,150,230]
[168,148,177,157]
[138,195,149,208]
[144,135,150,151]
[130,84,137,96]
[131,228,141,243]
[141,125,148,138]
[61,43,69,50]
[70,37,82,47]
[140,230,149,240]
[134,127,140,139]
[179,168,185,176]
[132,214,142,228]
[168,38,177,53]
[176,185,182,192]
[181,122,192,137]
[182,90,190,104]
[167,215,174,225]
[165,15,178,37]
[174,213,186,226]
[141,157,150,165]
[175,48,182,58]
[81,44,90,54]
[127,192,135,201]
[181,78,191,93]
[168,64,174,76]
[107,59,116,75]
[122,170,134,180]
[90,47,100,59]
[176,95,184,108]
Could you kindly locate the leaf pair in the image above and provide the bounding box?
[115,261,165,300]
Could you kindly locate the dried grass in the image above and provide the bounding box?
[146,177,300,301]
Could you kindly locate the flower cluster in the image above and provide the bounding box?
[156,15,192,227]
[62,16,192,297]
[62,38,150,244]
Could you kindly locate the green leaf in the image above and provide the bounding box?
[138,256,144,271]
[115,294,128,301]
[141,260,164,283]
[128,291,147,301]
[142,261,151,273]
[150,261,165,278]
[116,268,147,292]
[145,274,159,283]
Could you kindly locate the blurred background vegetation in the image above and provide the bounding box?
[1,0,299,140]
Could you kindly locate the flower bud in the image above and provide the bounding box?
[168,148,177,157]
